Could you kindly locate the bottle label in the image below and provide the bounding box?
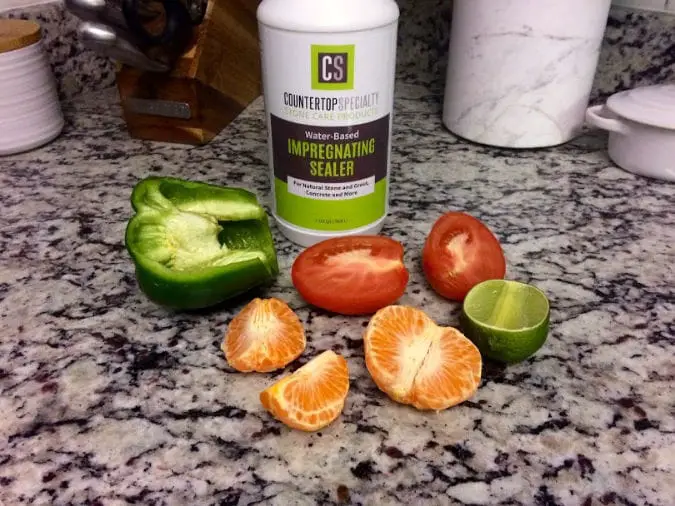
[260,26,397,232]
[270,113,389,230]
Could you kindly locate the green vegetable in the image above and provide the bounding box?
[125,176,279,310]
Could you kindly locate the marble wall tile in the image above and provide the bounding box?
[396,0,675,102]
[613,0,669,12]
[1,0,673,103]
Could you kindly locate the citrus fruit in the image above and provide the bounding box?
[222,298,306,373]
[260,350,350,432]
[461,279,550,364]
[363,305,482,411]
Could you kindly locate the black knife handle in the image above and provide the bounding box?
[122,0,193,54]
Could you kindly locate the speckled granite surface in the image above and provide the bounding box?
[1,66,674,505]
[1,1,675,505]
[594,7,675,101]
[2,2,116,101]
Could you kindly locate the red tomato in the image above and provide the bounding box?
[422,212,506,301]
[291,235,409,315]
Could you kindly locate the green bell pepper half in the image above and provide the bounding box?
[124,176,279,310]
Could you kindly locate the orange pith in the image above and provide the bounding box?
[260,350,349,432]
[222,298,306,373]
[363,305,482,411]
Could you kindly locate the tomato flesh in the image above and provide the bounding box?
[291,235,409,315]
[422,212,506,301]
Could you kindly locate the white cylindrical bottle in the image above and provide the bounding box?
[257,0,399,247]
[442,0,611,149]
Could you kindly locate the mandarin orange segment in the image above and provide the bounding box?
[411,327,482,410]
[222,298,306,373]
[364,305,481,411]
[363,306,438,405]
[260,350,350,432]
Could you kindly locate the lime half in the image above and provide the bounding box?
[461,279,550,364]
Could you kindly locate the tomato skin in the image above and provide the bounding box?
[291,235,409,315]
[422,212,506,301]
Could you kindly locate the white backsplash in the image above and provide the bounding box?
[0,0,58,13]
[612,0,674,12]
[2,0,672,14]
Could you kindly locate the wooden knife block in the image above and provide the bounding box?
[115,0,261,145]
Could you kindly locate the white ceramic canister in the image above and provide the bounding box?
[442,0,612,149]
[257,0,399,247]
[586,84,675,182]
[0,19,64,156]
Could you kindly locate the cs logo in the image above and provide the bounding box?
[311,44,355,90]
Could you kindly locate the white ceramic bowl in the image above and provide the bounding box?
[586,84,675,182]
[0,20,64,156]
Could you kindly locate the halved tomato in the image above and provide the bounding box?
[422,212,506,301]
[291,235,409,315]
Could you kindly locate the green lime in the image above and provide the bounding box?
[460,279,550,364]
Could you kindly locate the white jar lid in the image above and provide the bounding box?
[606,84,675,130]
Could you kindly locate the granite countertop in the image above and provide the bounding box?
[1,77,674,506]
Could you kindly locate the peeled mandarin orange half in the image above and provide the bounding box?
[363,305,482,411]
[222,298,306,373]
[260,350,350,432]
